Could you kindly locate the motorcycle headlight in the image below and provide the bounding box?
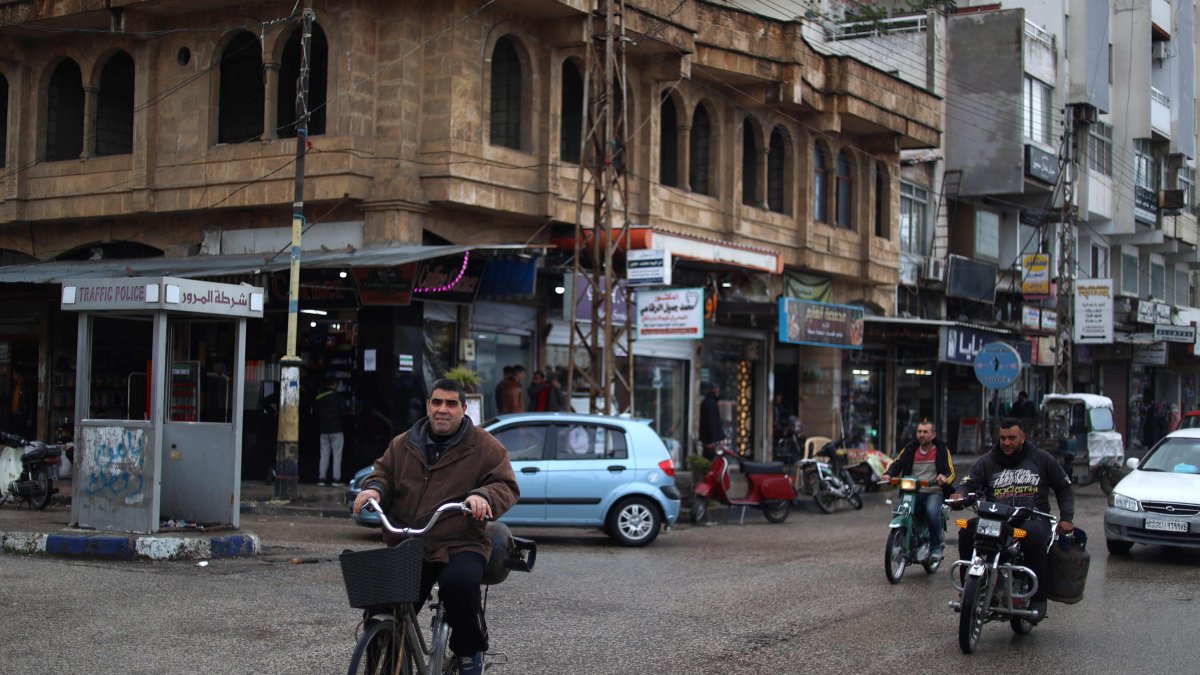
[976,518,1003,537]
[899,479,917,491]
[1110,492,1140,512]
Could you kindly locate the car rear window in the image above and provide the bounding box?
[494,425,548,461]
[552,424,628,460]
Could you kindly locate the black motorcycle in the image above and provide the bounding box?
[947,494,1057,654]
[0,432,67,510]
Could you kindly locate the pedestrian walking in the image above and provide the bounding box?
[315,377,349,486]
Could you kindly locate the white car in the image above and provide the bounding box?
[1104,428,1200,554]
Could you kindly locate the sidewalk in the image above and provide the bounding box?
[0,479,349,562]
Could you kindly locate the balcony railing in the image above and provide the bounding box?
[1151,87,1172,137]
[830,14,926,40]
[1024,20,1055,51]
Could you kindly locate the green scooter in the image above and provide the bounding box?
[882,476,946,584]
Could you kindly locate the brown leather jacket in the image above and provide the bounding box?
[497,377,524,413]
[362,418,519,563]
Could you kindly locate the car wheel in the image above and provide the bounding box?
[1106,538,1133,555]
[607,497,661,547]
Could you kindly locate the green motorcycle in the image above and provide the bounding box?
[883,476,946,584]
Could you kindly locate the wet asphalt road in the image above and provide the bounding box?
[1,486,1196,674]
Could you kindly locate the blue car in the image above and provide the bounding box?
[347,412,681,546]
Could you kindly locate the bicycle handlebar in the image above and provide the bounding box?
[365,498,470,536]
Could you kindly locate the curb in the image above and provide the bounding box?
[240,501,351,519]
[0,529,260,561]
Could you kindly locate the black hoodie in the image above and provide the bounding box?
[959,441,1075,522]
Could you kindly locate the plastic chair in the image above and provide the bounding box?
[804,436,832,461]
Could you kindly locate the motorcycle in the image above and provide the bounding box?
[790,439,863,513]
[0,432,68,510]
[947,494,1057,654]
[772,416,806,465]
[690,444,796,524]
[881,476,945,583]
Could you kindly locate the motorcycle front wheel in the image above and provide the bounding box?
[884,527,907,584]
[30,469,52,510]
[958,574,991,654]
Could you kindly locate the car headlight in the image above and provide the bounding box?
[1110,492,1140,512]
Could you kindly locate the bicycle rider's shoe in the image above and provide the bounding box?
[456,651,484,675]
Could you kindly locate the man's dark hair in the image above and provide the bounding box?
[502,365,513,377]
[999,417,1023,431]
[512,364,526,374]
[1018,390,1029,399]
[533,369,545,379]
[430,378,467,405]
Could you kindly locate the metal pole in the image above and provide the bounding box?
[275,4,314,501]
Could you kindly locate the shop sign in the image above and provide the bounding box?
[411,252,486,305]
[778,298,863,350]
[1133,342,1168,366]
[626,249,672,287]
[1136,300,1156,324]
[1156,303,1171,324]
[1021,306,1042,331]
[1153,324,1196,343]
[352,264,416,305]
[1134,185,1159,224]
[782,272,833,303]
[635,287,703,339]
[1021,253,1051,296]
[1074,279,1114,344]
[937,325,1031,366]
[63,277,265,318]
[269,269,356,310]
[568,274,629,325]
[1041,311,1057,332]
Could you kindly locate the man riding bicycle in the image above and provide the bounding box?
[353,378,519,675]
[881,419,955,562]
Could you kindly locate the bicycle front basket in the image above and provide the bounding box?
[339,538,423,609]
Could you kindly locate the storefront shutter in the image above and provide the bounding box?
[1102,362,1129,441]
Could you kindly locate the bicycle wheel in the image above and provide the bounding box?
[348,617,409,675]
[427,614,453,674]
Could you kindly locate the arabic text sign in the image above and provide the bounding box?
[974,341,1022,390]
[1073,279,1113,344]
[62,277,265,318]
[1153,324,1196,343]
[626,249,672,287]
[635,287,704,339]
[1021,253,1051,296]
[569,274,629,325]
[937,326,1031,366]
[778,298,863,349]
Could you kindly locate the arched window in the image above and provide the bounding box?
[0,74,8,168]
[95,51,134,156]
[742,122,758,207]
[659,94,678,187]
[813,142,829,223]
[277,22,329,138]
[218,32,265,143]
[490,37,522,150]
[560,60,583,164]
[767,129,786,213]
[836,150,853,229]
[875,162,889,237]
[46,60,84,161]
[690,104,712,196]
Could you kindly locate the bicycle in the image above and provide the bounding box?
[340,499,536,675]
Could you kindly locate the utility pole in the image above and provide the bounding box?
[567,0,633,415]
[1055,105,1084,394]
[275,3,314,500]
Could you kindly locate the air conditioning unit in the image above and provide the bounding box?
[921,257,947,283]
[1152,41,1168,61]
[1160,188,1185,210]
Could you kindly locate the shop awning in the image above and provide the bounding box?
[552,226,782,274]
[0,243,527,284]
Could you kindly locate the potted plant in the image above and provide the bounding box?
[443,365,482,393]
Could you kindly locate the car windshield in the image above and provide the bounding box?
[1088,407,1114,432]
[1140,437,1200,474]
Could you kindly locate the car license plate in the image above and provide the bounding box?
[1144,518,1188,533]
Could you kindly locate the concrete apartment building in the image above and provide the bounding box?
[0,1,939,474]
[820,0,1200,452]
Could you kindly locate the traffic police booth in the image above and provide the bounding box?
[61,277,263,534]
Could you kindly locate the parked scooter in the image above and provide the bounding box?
[690,444,797,524]
[0,431,68,510]
[791,439,864,513]
[947,493,1056,654]
[881,476,946,583]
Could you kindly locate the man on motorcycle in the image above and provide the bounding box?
[882,420,954,562]
[950,418,1074,621]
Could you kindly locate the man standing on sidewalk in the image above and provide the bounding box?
[315,377,348,486]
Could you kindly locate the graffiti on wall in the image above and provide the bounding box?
[80,426,147,505]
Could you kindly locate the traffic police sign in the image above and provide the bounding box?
[973,342,1022,390]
